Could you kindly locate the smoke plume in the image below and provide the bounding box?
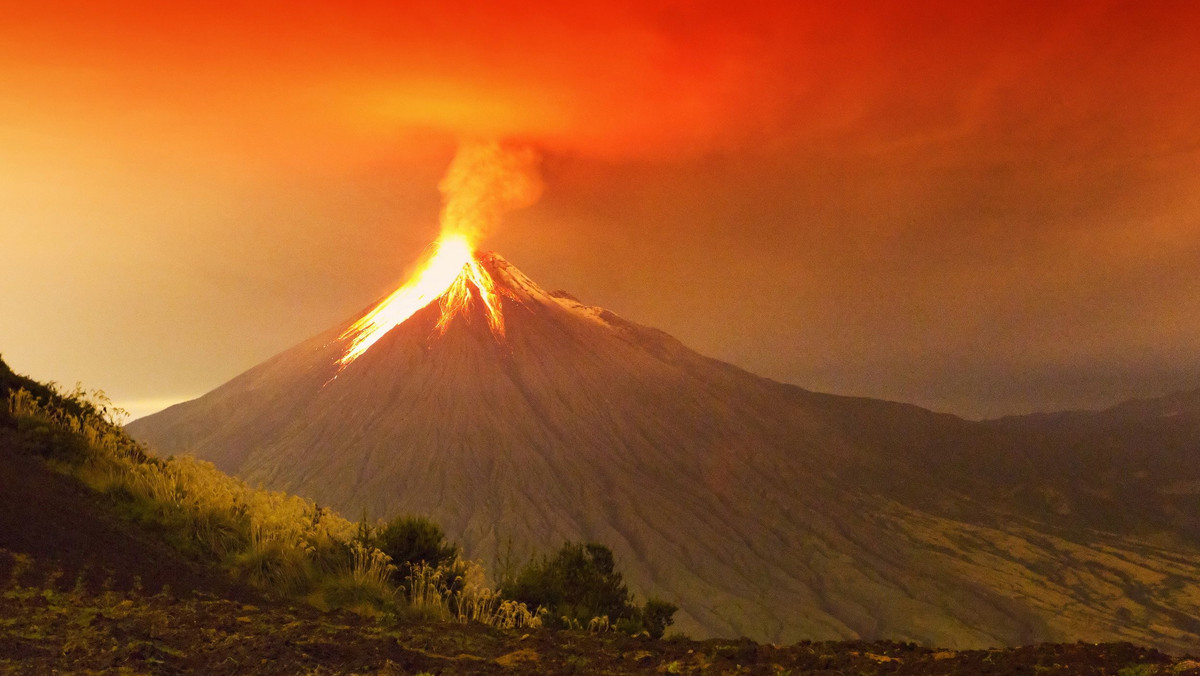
[437,141,543,243]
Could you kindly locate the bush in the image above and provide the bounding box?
[501,541,676,636]
[502,542,629,629]
[376,515,459,575]
[12,417,90,463]
[641,598,679,639]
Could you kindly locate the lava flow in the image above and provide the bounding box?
[337,235,504,368]
[337,141,541,369]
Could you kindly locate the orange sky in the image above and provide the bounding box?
[3,0,1200,418]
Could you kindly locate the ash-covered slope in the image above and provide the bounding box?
[129,254,1200,651]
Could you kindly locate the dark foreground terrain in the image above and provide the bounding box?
[3,548,1198,676]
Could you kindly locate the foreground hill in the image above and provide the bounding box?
[0,365,251,601]
[128,254,1200,651]
[0,434,250,601]
[5,574,1197,676]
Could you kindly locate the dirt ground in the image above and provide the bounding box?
[3,558,1198,676]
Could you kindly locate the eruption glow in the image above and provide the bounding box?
[337,235,503,366]
[336,141,540,368]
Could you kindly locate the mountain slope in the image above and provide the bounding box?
[128,254,1200,650]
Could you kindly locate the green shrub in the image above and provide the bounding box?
[502,541,676,636]
[360,515,465,611]
[376,515,459,576]
[502,542,629,629]
[12,417,90,463]
[640,598,680,639]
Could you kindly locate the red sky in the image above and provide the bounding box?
[3,0,1199,418]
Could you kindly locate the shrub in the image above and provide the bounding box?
[501,541,676,636]
[640,598,680,639]
[376,515,459,575]
[502,542,629,629]
[12,417,90,463]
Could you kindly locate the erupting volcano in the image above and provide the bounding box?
[128,241,1200,651]
[334,139,541,368]
[127,144,1200,651]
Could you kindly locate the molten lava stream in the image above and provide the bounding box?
[337,236,504,368]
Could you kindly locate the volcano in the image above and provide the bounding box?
[129,250,1200,650]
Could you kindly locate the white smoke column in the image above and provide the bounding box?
[438,140,543,243]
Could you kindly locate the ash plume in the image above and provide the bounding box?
[437,141,543,243]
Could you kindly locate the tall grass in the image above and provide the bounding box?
[405,561,542,629]
[6,385,540,629]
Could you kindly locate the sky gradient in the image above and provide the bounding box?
[3,0,1199,419]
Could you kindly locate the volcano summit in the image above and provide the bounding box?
[129,249,1200,651]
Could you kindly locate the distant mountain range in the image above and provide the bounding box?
[128,253,1200,651]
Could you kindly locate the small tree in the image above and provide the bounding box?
[640,598,679,639]
[374,515,469,613]
[502,541,676,636]
[376,515,459,575]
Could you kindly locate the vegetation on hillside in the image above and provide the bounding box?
[5,544,1197,675]
[0,356,675,637]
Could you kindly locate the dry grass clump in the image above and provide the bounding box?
[405,561,542,629]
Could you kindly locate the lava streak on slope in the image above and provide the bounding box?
[337,140,540,368]
[337,235,506,368]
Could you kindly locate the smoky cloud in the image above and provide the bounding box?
[437,141,543,242]
[337,1,1200,162]
[8,1,1198,166]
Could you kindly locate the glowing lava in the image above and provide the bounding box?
[337,235,504,367]
[336,140,540,369]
